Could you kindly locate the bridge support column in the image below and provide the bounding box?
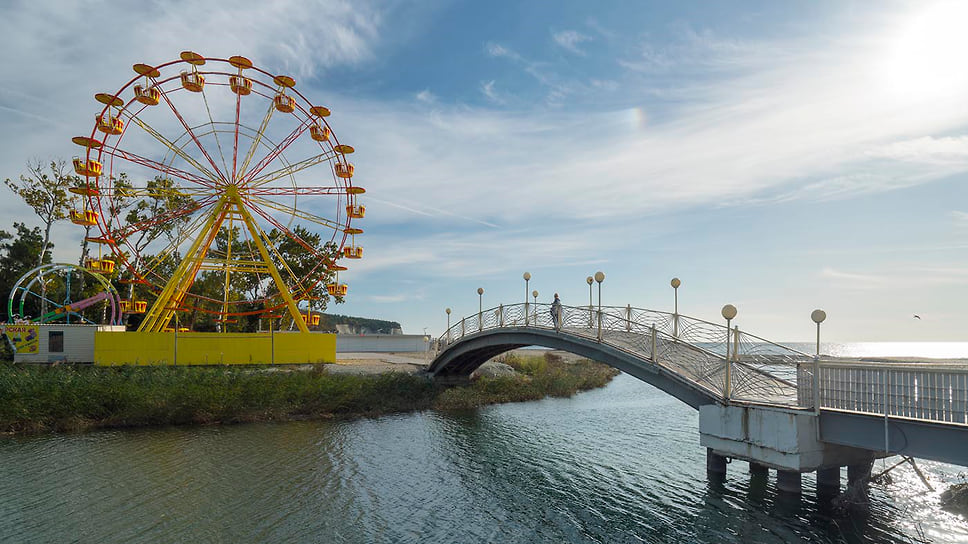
[776,470,802,494]
[847,460,873,486]
[816,466,840,494]
[749,462,769,478]
[706,449,727,481]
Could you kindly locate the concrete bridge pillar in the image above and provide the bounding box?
[816,466,841,494]
[749,462,769,478]
[706,448,727,480]
[847,460,873,486]
[776,470,802,494]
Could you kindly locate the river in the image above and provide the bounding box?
[2,372,966,543]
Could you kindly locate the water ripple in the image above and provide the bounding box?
[1,374,966,543]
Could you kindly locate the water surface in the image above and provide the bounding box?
[1,373,966,543]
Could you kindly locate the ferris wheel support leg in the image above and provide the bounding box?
[139,197,232,332]
[233,195,309,334]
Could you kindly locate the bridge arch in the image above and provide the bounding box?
[428,327,716,409]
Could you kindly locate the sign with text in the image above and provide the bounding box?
[3,324,39,354]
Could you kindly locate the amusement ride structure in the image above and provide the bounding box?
[65,52,364,333]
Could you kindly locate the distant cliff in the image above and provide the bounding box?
[321,314,403,335]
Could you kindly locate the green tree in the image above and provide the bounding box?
[0,223,52,322]
[3,160,76,268]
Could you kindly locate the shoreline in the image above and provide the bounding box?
[0,351,619,436]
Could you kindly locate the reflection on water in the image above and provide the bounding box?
[798,342,968,359]
[1,374,966,543]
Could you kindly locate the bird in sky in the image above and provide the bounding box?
[913,314,921,320]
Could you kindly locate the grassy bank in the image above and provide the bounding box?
[0,353,619,434]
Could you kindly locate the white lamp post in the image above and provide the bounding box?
[671,277,681,338]
[477,288,484,330]
[721,304,737,401]
[586,276,594,327]
[532,289,538,324]
[811,308,826,413]
[523,272,531,325]
[595,271,605,341]
[445,307,451,342]
[811,309,826,358]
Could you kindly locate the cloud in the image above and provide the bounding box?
[485,42,520,60]
[821,267,890,289]
[950,211,968,228]
[480,80,504,104]
[552,30,592,55]
[867,136,968,165]
[368,293,418,303]
[820,265,968,290]
[415,89,437,103]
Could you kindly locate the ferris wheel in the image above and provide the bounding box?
[69,51,365,333]
[7,264,123,325]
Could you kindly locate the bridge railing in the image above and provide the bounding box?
[439,303,811,407]
[797,360,968,426]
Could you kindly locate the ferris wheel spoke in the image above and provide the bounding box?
[249,195,345,232]
[103,186,212,199]
[127,115,224,184]
[247,203,330,259]
[139,202,220,279]
[237,97,277,180]
[231,87,243,181]
[107,146,220,188]
[199,84,234,180]
[110,194,217,244]
[248,186,353,196]
[157,85,228,184]
[239,120,312,185]
[245,150,339,188]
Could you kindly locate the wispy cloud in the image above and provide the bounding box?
[480,80,505,104]
[552,30,592,55]
[821,265,968,290]
[867,136,968,165]
[415,89,437,103]
[950,211,968,228]
[485,42,520,61]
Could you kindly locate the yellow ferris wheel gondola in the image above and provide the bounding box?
[70,51,366,333]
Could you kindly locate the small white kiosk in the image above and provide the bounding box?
[3,323,125,364]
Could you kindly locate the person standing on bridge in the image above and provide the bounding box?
[551,293,562,329]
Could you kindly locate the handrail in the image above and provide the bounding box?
[436,302,807,407]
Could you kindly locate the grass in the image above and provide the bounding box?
[0,352,619,434]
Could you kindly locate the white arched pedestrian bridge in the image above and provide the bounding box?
[430,302,968,468]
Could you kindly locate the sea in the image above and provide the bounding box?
[1,342,966,543]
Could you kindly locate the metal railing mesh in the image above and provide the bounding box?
[439,303,811,406]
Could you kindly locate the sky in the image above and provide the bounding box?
[1,0,967,342]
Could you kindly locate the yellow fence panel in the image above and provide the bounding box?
[94,332,174,366]
[95,332,335,366]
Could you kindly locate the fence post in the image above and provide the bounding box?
[556,305,562,332]
[884,368,890,453]
[650,324,656,360]
[461,318,465,337]
[626,304,631,332]
[597,310,603,342]
[499,304,504,327]
[733,325,740,362]
[813,356,820,414]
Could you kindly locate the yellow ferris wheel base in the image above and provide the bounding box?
[94,330,335,366]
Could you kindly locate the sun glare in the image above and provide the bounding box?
[885,1,968,98]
